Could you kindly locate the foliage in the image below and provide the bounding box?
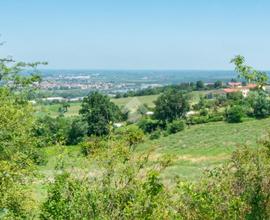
[66,117,88,145]
[225,105,245,123]
[167,120,185,134]
[0,88,40,218]
[226,91,243,102]
[196,80,205,90]
[137,118,160,133]
[214,80,223,88]
[231,55,268,89]
[187,113,224,125]
[154,90,189,123]
[80,136,107,156]
[41,141,172,219]
[80,92,123,136]
[250,91,270,118]
[174,142,270,219]
[149,130,161,140]
[34,115,72,146]
[114,125,144,147]
[0,49,47,218]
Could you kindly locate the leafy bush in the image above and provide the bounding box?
[80,136,107,156]
[225,105,245,123]
[149,130,161,140]
[114,125,144,147]
[251,91,270,118]
[137,118,159,133]
[207,114,224,122]
[199,108,208,116]
[167,120,185,134]
[66,117,88,145]
[187,113,223,125]
[41,141,172,219]
[175,143,270,219]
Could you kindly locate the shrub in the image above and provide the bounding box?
[149,130,161,140]
[34,115,72,146]
[207,114,224,122]
[167,120,185,134]
[41,142,172,219]
[225,105,244,123]
[251,91,270,118]
[67,117,88,145]
[137,118,159,133]
[199,108,208,116]
[187,115,209,125]
[187,113,223,125]
[114,125,144,147]
[80,136,107,156]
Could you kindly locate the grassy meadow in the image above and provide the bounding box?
[37,117,270,185]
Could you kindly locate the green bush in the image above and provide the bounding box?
[167,120,185,134]
[80,136,107,156]
[66,117,88,145]
[199,108,208,116]
[251,91,270,118]
[225,105,245,123]
[114,125,144,147]
[187,115,209,125]
[187,113,223,125]
[208,113,224,122]
[149,130,161,140]
[41,142,172,219]
[137,118,159,133]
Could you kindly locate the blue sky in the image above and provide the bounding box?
[0,0,269,69]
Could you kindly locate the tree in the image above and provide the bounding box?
[79,92,123,136]
[58,102,70,116]
[67,117,88,145]
[214,80,222,88]
[167,120,185,134]
[251,91,270,118]
[154,91,189,123]
[225,105,244,123]
[0,42,46,218]
[196,80,205,90]
[231,55,268,89]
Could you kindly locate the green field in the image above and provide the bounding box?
[38,117,270,184]
[36,94,159,117]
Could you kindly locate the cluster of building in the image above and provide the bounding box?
[223,82,257,97]
[40,81,115,90]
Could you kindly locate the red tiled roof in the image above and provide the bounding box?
[223,88,240,93]
[245,84,257,89]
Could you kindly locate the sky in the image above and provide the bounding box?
[0,0,269,70]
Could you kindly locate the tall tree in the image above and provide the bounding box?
[79,92,123,136]
[154,91,189,123]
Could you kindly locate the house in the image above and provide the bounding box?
[223,84,257,97]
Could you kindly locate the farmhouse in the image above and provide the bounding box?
[223,84,257,97]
